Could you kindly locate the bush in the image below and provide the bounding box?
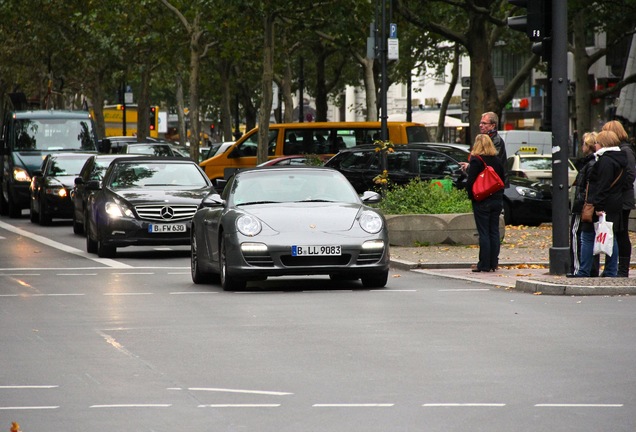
[377,178,472,215]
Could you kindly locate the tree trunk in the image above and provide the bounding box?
[281,58,294,123]
[257,13,275,165]
[572,11,592,137]
[175,73,187,147]
[314,52,329,122]
[137,66,151,141]
[219,61,233,142]
[357,56,377,121]
[188,25,202,163]
[437,44,460,143]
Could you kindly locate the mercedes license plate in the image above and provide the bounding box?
[292,245,341,256]
[149,224,186,233]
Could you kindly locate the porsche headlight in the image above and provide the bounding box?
[515,186,539,198]
[237,214,262,236]
[359,210,383,234]
[105,199,134,218]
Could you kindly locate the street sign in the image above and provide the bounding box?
[388,38,399,60]
[461,77,471,87]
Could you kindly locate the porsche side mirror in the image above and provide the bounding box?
[360,190,381,203]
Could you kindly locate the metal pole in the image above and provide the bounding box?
[549,0,570,274]
[380,0,388,140]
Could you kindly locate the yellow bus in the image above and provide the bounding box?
[102,104,159,138]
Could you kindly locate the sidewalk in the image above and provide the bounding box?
[389,224,636,296]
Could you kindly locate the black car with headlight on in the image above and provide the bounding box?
[84,156,214,257]
[30,152,96,225]
[190,166,390,291]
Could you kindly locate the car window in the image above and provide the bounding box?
[47,157,90,176]
[417,152,460,175]
[108,162,208,188]
[336,151,376,170]
[520,157,552,170]
[406,126,431,143]
[386,151,412,173]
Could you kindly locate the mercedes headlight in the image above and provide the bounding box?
[237,214,262,236]
[515,186,539,198]
[105,198,134,218]
[359,210,383,234]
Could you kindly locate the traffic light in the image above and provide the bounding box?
[149,106,157,131]
[507,0,548,41]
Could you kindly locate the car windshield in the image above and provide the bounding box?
[232,170,359,205]
[47,157,90,176]
[14,118,96,151]
[107,162,208,189]
[520,157,552,170]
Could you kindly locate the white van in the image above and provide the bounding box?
[499,130,552,155]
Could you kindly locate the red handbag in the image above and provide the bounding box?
[472,155,504,201]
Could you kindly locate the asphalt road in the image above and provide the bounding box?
[1,213,636,432]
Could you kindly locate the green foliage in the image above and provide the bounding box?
[377,178,472,215]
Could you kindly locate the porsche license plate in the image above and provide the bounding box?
[149,224,186,233]
[292,245,341,256]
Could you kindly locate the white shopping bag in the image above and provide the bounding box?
[593,213,614,256]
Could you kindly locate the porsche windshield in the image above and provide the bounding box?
[233,170,359,205]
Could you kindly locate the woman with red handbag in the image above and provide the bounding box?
[466,134,506,272]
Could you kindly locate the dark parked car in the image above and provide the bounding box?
[84,157,214,257]
[71,154,142,234]
[190,166,390,291]
[325,143,553,226]
[29,152,96,225]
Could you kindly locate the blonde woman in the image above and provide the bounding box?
[569,132,599,276]
[466,134,505,272]
[601,120,635,276]
[575,130,627,277]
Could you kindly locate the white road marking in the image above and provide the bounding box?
[90,404,171,408]
[0,385,58,389]
[0,273,41,276]
[438,289,491,292]
[371,289,417,292]
[535,404,623,408]
[56,273,97,276]
[188,387,293,396]
[313,403,394,407]
[112,272,155,275]
[103,292,153,296]
[0,406,59,410]
[0,220,132,268]
[198,404,280,408]
[31,293,85,297]
[170,291,218,295]
[423,403,506,407]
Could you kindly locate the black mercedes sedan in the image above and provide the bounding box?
[84,156,214,257]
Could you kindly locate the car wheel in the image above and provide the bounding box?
[97,239,116,258]
[503,200,513,225]
[360,270,389,288]
[72,214,84,235]
[220,237,246,291]
[86,225,98,254]
[191,227,217,284]
[38,200,52,226]
[30,200,38,223]
[7,193,21,218]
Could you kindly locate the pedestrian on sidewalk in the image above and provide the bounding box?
[570,132,600,276]
[601,120,635,277]
[575,130,627,277]
[466,134,505,273]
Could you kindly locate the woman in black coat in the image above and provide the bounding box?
[576,130,628,277]
[569,132,599,276]
[466,134,505,273]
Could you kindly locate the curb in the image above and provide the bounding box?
[391,258,636,296]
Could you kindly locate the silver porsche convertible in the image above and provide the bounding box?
[190,166,390,290]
